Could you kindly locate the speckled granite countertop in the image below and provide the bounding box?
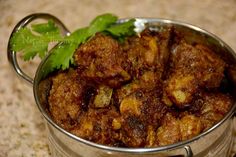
[1,0,236,156]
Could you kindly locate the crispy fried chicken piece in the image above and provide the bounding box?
[146,125,157,147]
[71,106,121,146]
[74,33,130,88]
[199,93,232,130]
[120,114,146,147]
[156,113,181,146]
[48,69,86,130]
[115,28,173,103]
[163,42,226,107]
[49,70,122,146]
[119,91,167,147]
[122,29,160,78]
[179,114,202,140]
[156,113,203,146]
[45,28,233,148]
[122,28,172,82]
[120,91,166,125]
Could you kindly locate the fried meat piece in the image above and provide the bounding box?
[122,29,160,77]
[199,93,232,130]
[74,33,130,88]
[164,42,226,107]
[71,106,121,146]
[48,69,86,130]
[156,113,181,146]
[179,114,202,140]
[115,28,173,103]
[156,113,203,146]
[120,114,146,147]
[119,91,167,147]
[120,91,166,125]
[122,28,172,83]
[46,27,233,148]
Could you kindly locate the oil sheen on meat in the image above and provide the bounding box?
[41,27,233,148]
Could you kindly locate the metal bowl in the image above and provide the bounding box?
[7,13,236,157]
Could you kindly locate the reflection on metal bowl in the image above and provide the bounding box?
[8,13,236,157]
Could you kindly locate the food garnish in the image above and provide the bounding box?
[10,13,136,75]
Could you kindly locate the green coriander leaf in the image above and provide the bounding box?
[46,27,90,73]
[10,20,62,60]
[11,28,35,51]
[23,40,48,60]
[88,13,118,35]
[32,20,63,43]
[31,20,59,35]
[50,43,78,70]
[68,27,90,44]
[106,19,136,37]
[10,28,49,60]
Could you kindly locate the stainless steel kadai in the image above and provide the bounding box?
[7,13,236,157]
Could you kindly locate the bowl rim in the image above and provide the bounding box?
[33,17,236,154]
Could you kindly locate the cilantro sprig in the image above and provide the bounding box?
[10,13,136,76]
[10,20,63,60]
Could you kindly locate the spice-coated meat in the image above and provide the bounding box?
[199,92,232,130]
[163,42,226,108]
[121,28,172,88]
[45,28,233,148]
[48,69,86,130]
[71,106,121,146]
[115,28,173,104]
[74,33,130,88]
[119,91,167,147]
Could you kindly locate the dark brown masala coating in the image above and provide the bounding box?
[43,27,233,148]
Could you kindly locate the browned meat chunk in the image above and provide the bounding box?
[179,114,202,140]
[120,91,166,126]
[74,33,130,88]
[120,115,146,147]
[156,113,181,146]
[44,27,233,148]
[146,125,157,147]
[122,28,172,87]
[115,28,173,103]
[199,93,232,130]
[48,69,86,130]
[71,106,121,146]
[156,113,203,146]
[122,29,160,77]
[119,91,167,147]
[163,42,226,107]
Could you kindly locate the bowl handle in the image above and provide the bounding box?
[7,13,70,85]
[184,145,193,157]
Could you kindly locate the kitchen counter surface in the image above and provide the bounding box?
[1,0,236,156]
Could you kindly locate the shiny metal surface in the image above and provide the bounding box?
[8,13,236,157]
[7,13,70,85]
[46,119,233,157]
